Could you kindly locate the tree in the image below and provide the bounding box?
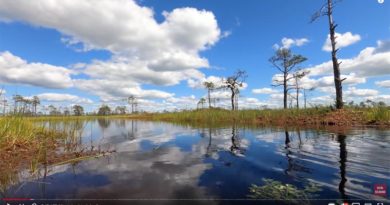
[31,96,40,116]
[303,87,315,109]
[128,95,138,114]
[12,95,24,114]
[197,98,206,109]
[203,81,215,108]
[270,48,307,109]
[98,105,111,115]
[292,70,309,109]
[72,104,84,116]
[311,0,344,109]
[115,106,126,115]
[223,70,247,111]
[48,105,59,116]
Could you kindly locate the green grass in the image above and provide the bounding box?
[144,107,390,126]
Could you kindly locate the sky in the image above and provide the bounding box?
[0,0,389,113]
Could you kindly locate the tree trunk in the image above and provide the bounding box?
[231,88,235,111]
[296,87,299,109]
[327,0,343,109]
[208,89,211,108]
[283,73,288,109]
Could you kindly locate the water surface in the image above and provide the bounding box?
[2,120,390,204]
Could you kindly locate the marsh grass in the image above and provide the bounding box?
[0,116,113,195]
[145,107,390,126]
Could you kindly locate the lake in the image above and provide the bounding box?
[2,119,390,205]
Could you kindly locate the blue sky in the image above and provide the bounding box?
[0,0,389,113]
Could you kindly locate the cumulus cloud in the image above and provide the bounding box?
[273,37,309,49]
[187,75,225,89]
[345,87,379,97]
[0,0,222,71]
[36,93,93,104]
[74,79,174,102]
[252,88,279,94]
[83,59,204,86]
[375,80,390,88]
[308,40,390,78]
[322,32,361,52]
[0,51,74,89]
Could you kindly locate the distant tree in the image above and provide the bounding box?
[270,48,307,109]
[223,70,247,111]
[128,96,138,114]
[48,105,59,116]
[98,105,111,115]
[311,0,345,109]
[378,101,386,107]
[197,98,206,109]
[303,87,315,109]
[203,81,215,108]
[63,108,70,116]
[115,106,126,115]
[12,95,24,114]
[31,96,40,116]
[292,70,309,109]
[72,104,84,116]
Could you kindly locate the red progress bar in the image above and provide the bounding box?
[2,198,33,201]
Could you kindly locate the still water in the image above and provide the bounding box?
[3,120,390,204]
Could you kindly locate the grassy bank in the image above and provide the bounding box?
[143,107,390,127]
[0,117,112,192]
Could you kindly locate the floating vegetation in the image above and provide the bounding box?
[248,178,322,205]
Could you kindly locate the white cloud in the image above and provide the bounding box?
[375,80,390,88]
[322,32,361,52]
[365,95,390,104]
[83,59,204,86]
[187,75,225,89]
[252,88,279,94]
[0,51,74,89]
[74,79,174,101]
[0,0,222,72]
[0,0,225,103]
[345,87,379,97]
[308,40,390,78]
[273,37,309,49]
[36,93,93,104]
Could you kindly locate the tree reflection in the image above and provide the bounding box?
[284,130,293,175]
[97,118,111,129]
[284,129,310,176]
[337,134,348,200]
[230,125,245,156]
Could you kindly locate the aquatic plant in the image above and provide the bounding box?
[248,178,322,205]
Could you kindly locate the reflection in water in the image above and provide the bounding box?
[2,120,389,202]
[97,118,111,129]
[337,134,348,201]
[230,125,245,156]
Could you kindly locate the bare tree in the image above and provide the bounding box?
[31,96,40,116]
[312,0,345,109]
[203,81,215,108]
[128,95,138,114]
[270,48,307,109]
[223,70,247,111]
[303,87,315,109]
[292,70,309,109]
[13,95,24,114]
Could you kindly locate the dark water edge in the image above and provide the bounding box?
[1,120,389,205]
